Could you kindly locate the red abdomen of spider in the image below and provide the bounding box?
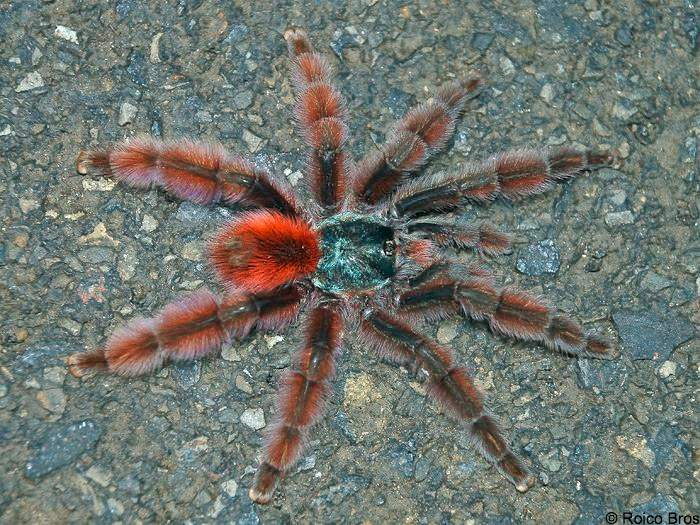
[209,209,321,293]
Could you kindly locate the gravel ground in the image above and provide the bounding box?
[1,1,698,523]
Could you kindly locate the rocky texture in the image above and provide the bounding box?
[613,309,695,360]
[1,1,697,523]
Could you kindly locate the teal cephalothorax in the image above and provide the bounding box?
[313,212,396,293]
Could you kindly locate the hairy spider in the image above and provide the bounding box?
[68,28,618,504]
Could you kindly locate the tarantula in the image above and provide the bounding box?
[68,28,617,504]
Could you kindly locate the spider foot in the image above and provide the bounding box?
[76,149,110,176]
[249,463,280,504]
[66,349,108,377]
[516,473,536,493]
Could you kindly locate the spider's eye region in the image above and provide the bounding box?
[383,240,396,257]
[313,213,397,293]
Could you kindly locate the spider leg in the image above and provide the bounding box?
[285,28,349,211]
[398,274,616,359]
[360,310,535,492]
[352,75,482,206]
[405,218,511,256]
[67,286,304,377]
[392,147,615,218]
[250,304,343,504]
[77,137,298,214]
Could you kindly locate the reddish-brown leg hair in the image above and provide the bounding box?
[392,147,615,217]
[67,286,305,377]
[250,304,343,504]
[77,137,298,214]
[359,310,535,492]
[406,219,511,256]
[353,74,482,205]
[285,28,348,211]
[398,275,615,359]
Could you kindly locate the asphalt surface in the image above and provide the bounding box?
[1,1,698,523]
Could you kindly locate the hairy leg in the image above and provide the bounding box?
[250,305,343,504]
[359,310,535,492]
[352,74,482,205]
[285,28,349,211]
[77,137,298,214]
[391,147,615,217]
[67,286,304,377]
[406,218,511,256]
[398,273,615,359]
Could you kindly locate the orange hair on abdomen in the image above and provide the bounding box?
[209,210,320,293]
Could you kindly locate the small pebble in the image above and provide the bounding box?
[82,178,116,192]
[612,101,637,120]
[118,245,137,281]
[616,435,655,468]
[85,465,112,487]
[43,367,66,386]
[221,479,238,497]
[140,214,158,233]
[240,408,266,430]
[470,32,494,52]
[25,378,41,389]
[235,374,253,394]
[264,335,284,349]
[209,496,225,518]
[54,25,79,44]
[640,271,672,292]
[118,102,138,126]
[233,90,253,110]
[392,33,423,61]
[616,25,633,46]
[499,56,515,75]
[540,452,562,472]
[297,454,316,471]
[149,32,163,63]
[172,360,201,387]
[618,140,631,158]
[184,436,209,453]
[78,246,115,264]
[605,210,634,226]
[516,239,560,275]
[218,408,238,424]
[286,170,304,186]
[593,117,612,137]
[196,110,213,123]
[221,345,241,362]
[32,48,42,65]
[16,72,45,92]
[36,388,66,414]
[608,189,627,205]
[539,83,554,103]
[436,319,458,344]
[19,199,40,213]
[242,129,263,153]
[194,489,212,507]
[658,361,677,378]
[78,223,116,246]
[180,241,202,261]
